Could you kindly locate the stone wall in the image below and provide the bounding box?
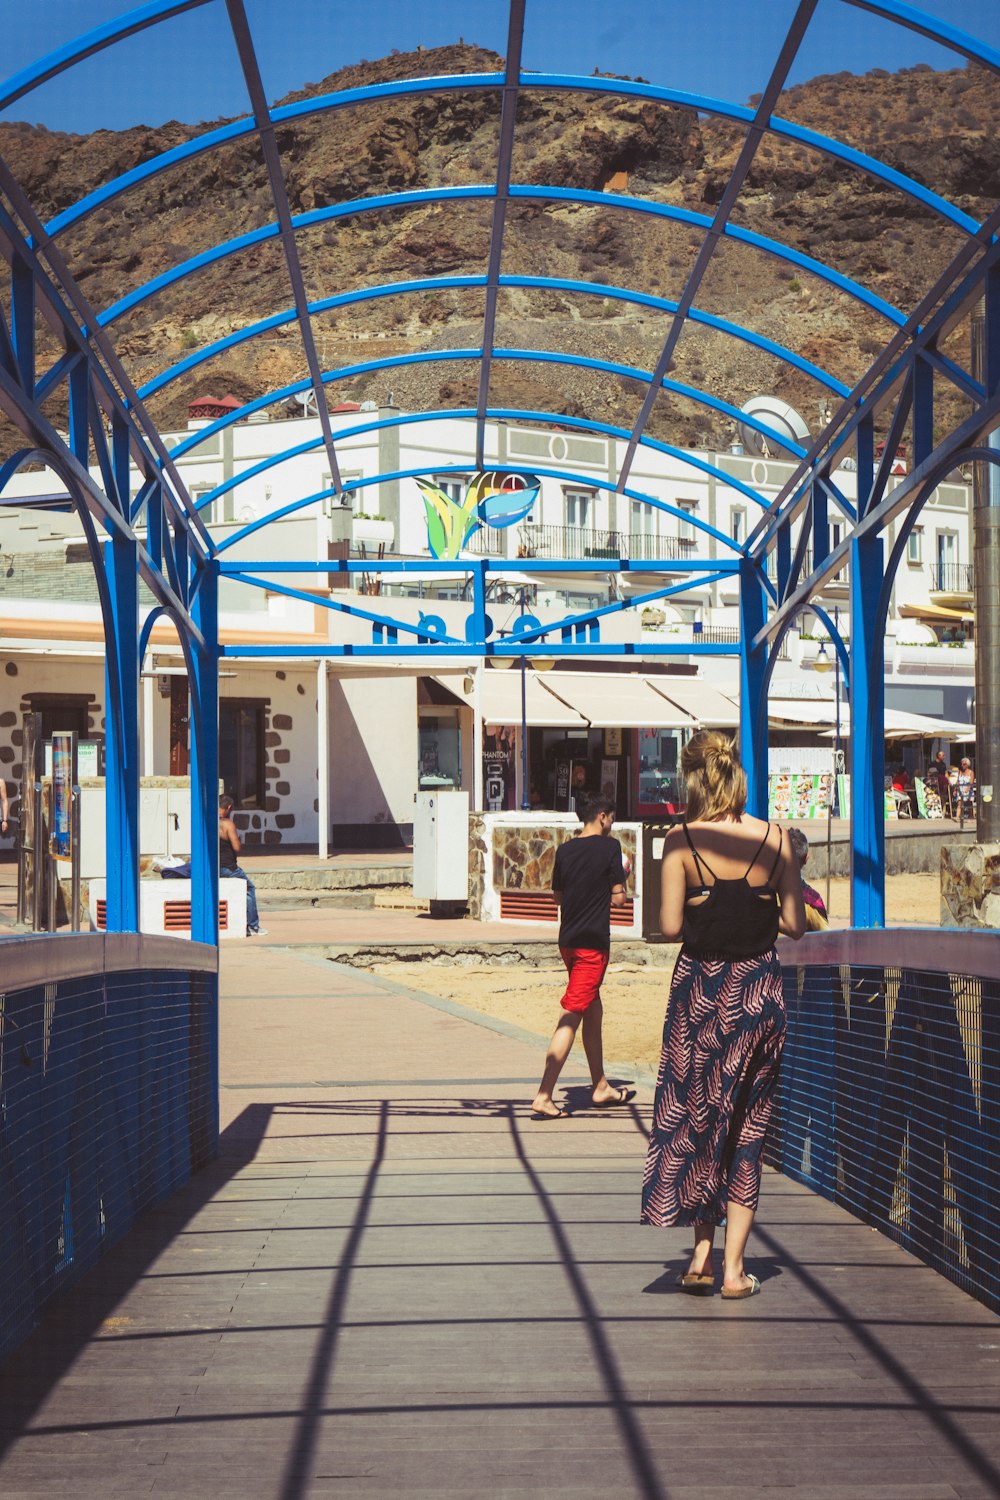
[941,841,1000,927]
[492,821,637,893]
[468,812,487,919]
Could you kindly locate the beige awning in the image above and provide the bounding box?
[435,671,589,728]
[898,602,974,623]
[648,679,741,728]
[538,672,696,728]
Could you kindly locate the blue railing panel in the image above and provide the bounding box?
[0,935,218,1362]
[774,929,1000,1314]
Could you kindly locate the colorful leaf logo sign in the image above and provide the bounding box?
[415,471,541,559]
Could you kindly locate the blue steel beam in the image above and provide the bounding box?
[161,341,807,464]
[214,462,751,558]
[188,405,772,526]
[474,0,524,467]
[140,274,848,405]
[617,0,819,494]
[223,0,344,495]
[36,77,981,246]
[0,182,214,562]
[227,568,728,650]
[739,560,770,818]
[217,556,740,576]
[745,210,1000,559]
[97,186,905,331]
[220,641,741,659]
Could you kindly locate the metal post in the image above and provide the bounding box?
[317,658,329,860]
[472,665,484,812]
[519,590,530,812]
[738,559,769,817]
[972,286,1000,841]
[849,534,886,928]
[103,536,140,933]
[71,782,81,932]
[189,559,220,945]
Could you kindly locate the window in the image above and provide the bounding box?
[434,474,470,506]
[191,483,235,527]
[936,531,957,590]
[730,508,746,544]
[906,525,923,565]
[631,501,656,537]
[678,501,698,547]
[24,695,90,740]
[418,711,462,790]
[220,699,266,808]
[565,489,592,530]
[829,520,844,549]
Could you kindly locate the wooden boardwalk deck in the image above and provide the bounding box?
[1,946,998,1499]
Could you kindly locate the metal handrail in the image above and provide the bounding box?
[778,924,1000,980]
[927,561,974,594]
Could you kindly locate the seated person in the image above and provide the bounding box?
[788,827,828,931]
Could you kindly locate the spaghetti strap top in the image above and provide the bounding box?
[680,822,782,959]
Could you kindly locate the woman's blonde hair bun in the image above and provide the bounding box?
[682,730,747,821]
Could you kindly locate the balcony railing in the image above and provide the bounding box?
[927,562,974,595]
[513,524,687,562]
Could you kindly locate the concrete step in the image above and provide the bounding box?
[245,863,412,892]
[258,888,427,912]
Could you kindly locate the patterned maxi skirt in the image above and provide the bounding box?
[641,946,786,1228]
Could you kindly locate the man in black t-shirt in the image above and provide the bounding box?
[530,795,636,1120]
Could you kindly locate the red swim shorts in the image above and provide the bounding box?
[559,946,610,1013]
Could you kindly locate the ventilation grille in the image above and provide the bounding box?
[499,890,634,925]
[94,899,228,932]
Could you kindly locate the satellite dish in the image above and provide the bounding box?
[294,390,318,417]
[738,396,810,459]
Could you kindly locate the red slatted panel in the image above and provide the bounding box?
[95,898,227,933]
[499,891,634,925]
[163,901,228,931]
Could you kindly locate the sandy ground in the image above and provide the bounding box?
[373,872,944,1079]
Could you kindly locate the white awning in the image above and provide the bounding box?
[435,671,589,728]
[648,679,741,728]
[538,672,696,728]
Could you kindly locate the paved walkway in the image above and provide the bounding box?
[1,945,999,1498]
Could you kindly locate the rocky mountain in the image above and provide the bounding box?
[2,44,998,454]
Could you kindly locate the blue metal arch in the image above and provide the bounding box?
[185,404,774,520]
[140,274,850,404]
[97,184,905,331]
[214,461,750,558]
[162,343,809,466]
[32,73,984,247]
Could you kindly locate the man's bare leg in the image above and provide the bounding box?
[722,1200,756,1293]
[582,995,617,1104]
[531,1011,583,1116]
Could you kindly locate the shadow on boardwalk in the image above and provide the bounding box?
[1,954,999,1498]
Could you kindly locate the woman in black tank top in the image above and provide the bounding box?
[641,731,806,1299]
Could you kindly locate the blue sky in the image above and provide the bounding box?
[1,0,997,133]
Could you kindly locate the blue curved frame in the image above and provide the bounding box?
[184,405,774,521]
[31,75,984,246]
[1,0,999,947]
[140,273,849,403]
[97,183,906,331]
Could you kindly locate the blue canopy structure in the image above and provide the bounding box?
[1,0,998,941]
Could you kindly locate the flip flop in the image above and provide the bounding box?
[593,1086,637,1109]
[721,1274,761,1300]
[529,1106,572,1121]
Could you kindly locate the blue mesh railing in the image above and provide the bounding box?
[0,934,218,1361]
[772,929,1000,1314]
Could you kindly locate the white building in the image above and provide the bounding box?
[0,403,975,852]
